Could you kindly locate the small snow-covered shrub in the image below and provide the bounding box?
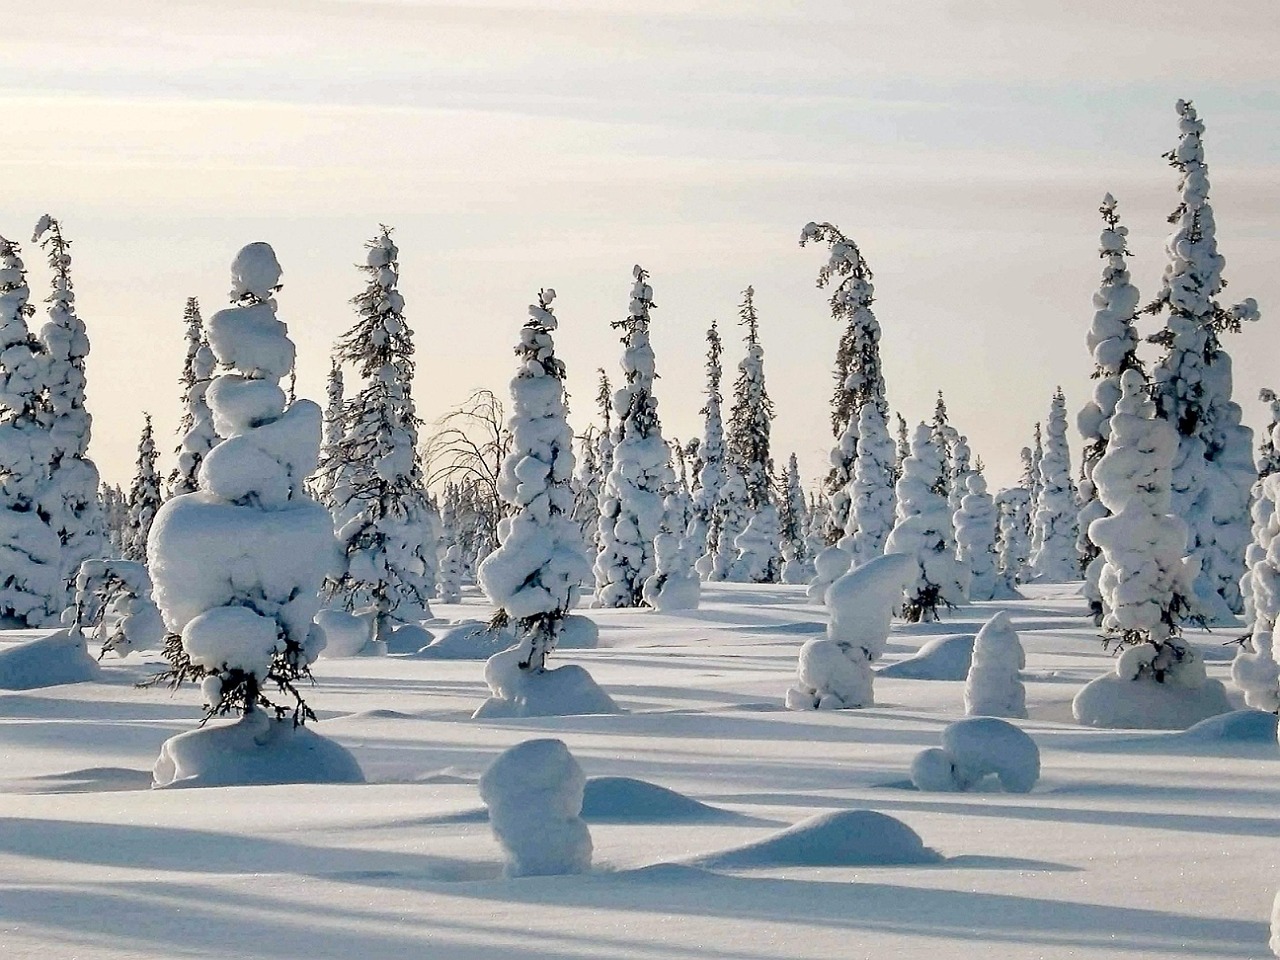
[68,558,164,658]
[479,738,592,877]
[806,544,851,603]
[910,717,1039,793]
[963,611,1026,719]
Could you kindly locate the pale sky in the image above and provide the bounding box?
[3,0,1278,492]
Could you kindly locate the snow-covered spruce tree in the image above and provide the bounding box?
[955,470,999,601]
[894,413,909,483]
[69,557,163,658]
[884,422,968,622]
[930,392,957,506]
[594,368,613,479]
[147,243,357,787]
[799,221,888,545]
[1240,390,1280,626]
[1234,443,1280,712]
[705,463,749,582]
[1148,100,1260,618]
[1028,389,1079,582]
[310,358,344,508]
[643,488,701,611]
[0,236,61,626]
[99,482,129,558]
[168,297,220,499]
[1073,369,1230,729]
[727,286,781,582]
[123,415,161,564]
[325,228,434,647]
[1258,390,1280,479]
[595,266,670,608]
[1028,425,1044,508]
[964,611,1026,719]
[476,289,613,717]
[948,435,973,518]
[571,426,603,553]
[1077,194,1144,621]
[846,401,896,567]
[689,322,727,568]
[31,216,104,598]
[779,453,813,583]
[993,487,1030,600]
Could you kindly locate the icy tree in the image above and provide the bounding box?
[168,297,220,498]
[310,358,344,508]
[1028,425,1044,507]
[0,235,60,626]
[1077,196,1143,618]
[931,392,958,506]
[147,242,339,732]
[1148,100,1260,617]
[779,453,813,583]
[964,611,1026,719]
[325,228,434,642]
[884,423,968,622]
[595,266,671,608]
[955,471,999,601]
[124,415,161,564]
[1074,369,1230,728]
[1028,390,1079,582]
[846,401,896,566]
[800,221,888,544]
[477,289,613,717]
[689,323,727,564]
[994,487,1030,599]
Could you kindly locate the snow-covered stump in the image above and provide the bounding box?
[806,543,851,603]
[479,738,592,878]
[147,242,357,789]
[1073,370,1231,730]
[911,718,1039,793]
[787,552,914,710]
[964,611,1026,719]
[955,472,999,602]
[1028,389,1079,583]
[475,289,615,719]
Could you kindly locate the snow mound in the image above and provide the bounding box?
[692,809,940,869]
[580,776,744,823]
[911,717,1039,793]
[386,622,431,655]
[152,712,365,789]
[313,609,374,658]
[479,738,592,878]
[1173,709,1278,744]
[1073,662,1232,730]
[0,629,102,690]
[416,620,515,660]
[473,647,620,718]
[556,614,599,650]
[877,634,974,681]
[964,611,1026,718]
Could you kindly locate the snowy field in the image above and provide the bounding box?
[1,583,1275,960]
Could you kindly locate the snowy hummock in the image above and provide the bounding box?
[911,717,1040,793]
[473,647,618,718]
[478,737,592,878]
[693,809,940,869]
[0,628,101,690]
[414,618,515,660]
[787,552,914,710]
[964,611,1027,718]
[877,633,974,681]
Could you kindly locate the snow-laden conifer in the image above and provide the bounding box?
[643,489,701,611]
[1075,369,1230,727]
[931,392,958,506]
[1028,424,1044,507]
[955,471,999,601]
[779,453,812,583]
[325,228,434,642]
[964,611,1026,719]
[884,423,968,622]
[1148,100,1259,617]
[994,487,1030,599]
[99,482,129,558]
[703,465,749,582]
[800,222,887,544]
[311,358,344,508]
[894,414,909,482]
[0,235,60,625]
[1077,195,1143,585]
[1233,440,1280,712]
[168,297,220,498]
[846,401,896,566]
[124,415,161,564]
[571,427,603,553]
[32,216,103,594]
[948,435,973,518]
[689,323,727,566]
[595,266,670,608]
[594,369,613,479]
[1241,390,1280,625]
[1028,390,1079,582]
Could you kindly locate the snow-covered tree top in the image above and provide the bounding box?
[1088,195,1142,376]
[0,236,34,339]
[230,242,283,303]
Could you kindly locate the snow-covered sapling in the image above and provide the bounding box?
[955,471,999,602]
[963,611,1026,719]
[67,558,164,658]
[1028,389,1079,583]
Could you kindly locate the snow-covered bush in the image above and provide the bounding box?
[786,552,914,710]
[168,297,220,498]
[68,558,164,658]
[479,738,592,878]
[955,471,999,601]
[1028,389,1078,582]
[964,611,1026,719]
[884,423,967,622]
[643,493,700,611]
[911,717,1039,793]
[595,267,670,608]
[148,242,339,732]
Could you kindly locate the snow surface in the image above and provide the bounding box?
[877,633,974,681]
[0,584,1275,959]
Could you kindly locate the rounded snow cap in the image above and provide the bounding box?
[230,243,283,301]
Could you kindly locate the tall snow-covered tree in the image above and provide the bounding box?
[571,426,603,553]
[846,401,896,566]
[168,297,220,499]
[1029,389,1078,582]
[478,288,592,671]
[727,286,780,582]
[32,215,103,595]
[0,235,60,625]
[930,392,957,504]
[955,470,999,601]
[325,227,434,641]
[99,482,129,558]
[884,422,968,622]
[1028,424,1044,507]
[124,415,161,564]
[595,266,671,608]
[1147,99,1260,617]
[779,453,812,583]
[691,323,728,568]
[311,358,344,508]
[1241,389,1280,626]
[594,368,613,480]
[894,414,910,483]
[800,222,887,544]
[994,486,1030,599]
